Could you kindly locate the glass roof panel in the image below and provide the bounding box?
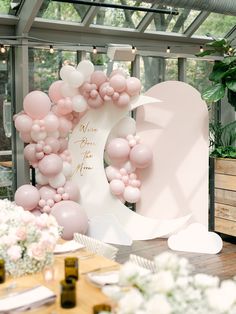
[37,0,91,22]
[0,0,11,14]
[146,7,200,33]
[92,0,152,29]
[194,13,236,38]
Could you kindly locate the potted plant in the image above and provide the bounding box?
[196,38,236,110]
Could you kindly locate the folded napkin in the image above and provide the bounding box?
[0,285,56,313]
[54,240,85,254]
[87,271,119,287]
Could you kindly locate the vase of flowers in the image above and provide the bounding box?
[0,199,60,277]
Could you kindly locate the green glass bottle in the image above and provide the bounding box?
[60,278,76,309]
[64,257,79,281]
[93,304,112,314]
[0,259,5,284]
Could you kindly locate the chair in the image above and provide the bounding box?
[74,233,118,261]
[129,254,157,273]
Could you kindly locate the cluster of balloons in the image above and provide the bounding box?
[105,117,153,203]
[13,60,142,240]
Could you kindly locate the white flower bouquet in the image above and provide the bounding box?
[0,199,60,277]
[103,252,236,314]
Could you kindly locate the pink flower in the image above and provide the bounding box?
[27,243,45,261]
[15,227,27,241]
[7,245,22,261]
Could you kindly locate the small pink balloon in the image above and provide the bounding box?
[123,186,141,203]
[90,90,98,99]
[47,199,55,207]
[23,91,51,119]
[48,80,64,103]
[44,113,59,132]
[57,98,73,115]
[130,144,153,169]
[87,95,104,108]
[109,74,126,93]
[31,208,42,216]
[38,154,63,177]
[62,193,69,200]
[110,179,125,196]
[43,145,52,154]
[39,185,56,201]
[58,117,72,133]
[15,114,33,133]
[19,131,32,143]
[36,152,44,160]
[122,175,129,185]
[15,184,40,210]
[64,181,79,202]
[44,137,60,153]
[24,144,37,162]
[106,138,130,163]
[99,82,110,98]
[39,199,46,207]
[91,71,107,87]
[51,201,88,240]
[54,194,62,202]
[105,166,120,181]
[126,77,141,96]
[116,92,130,107]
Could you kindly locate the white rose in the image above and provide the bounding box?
[145,294,172,314]
[118,289,144,314]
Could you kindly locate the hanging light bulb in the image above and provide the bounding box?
[93,46,97,54]
[2,60,6,64]
[132,45,137,54]
[166,46,170,53]
[0,44,6,54]
[200,46,204,53]
[49,45,54,54]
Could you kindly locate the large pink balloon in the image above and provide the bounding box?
[51,201,88,240]
[38,154,63,177]
[110,179,125,196]
[129,144,153,169]
[109,75,126,92]
[23,91,51,119]
[106,138,130,163]
[15,184,40,211]
[39,185,56,201]
[15,114,33,133]
[64,181,80,202]
[91,71,107,87]
[48,80,64,103]
[24,144,37,162]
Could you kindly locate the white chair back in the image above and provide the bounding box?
[129,254,157,273]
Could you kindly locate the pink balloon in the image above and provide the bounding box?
[123,186,141,203]
[19,131,32,143]
[23,91,51,119]
[24,144,37,162]
[57,98,73,115]
[44,137,60,153]
[106,138,130,162]
[58,117,72,133]
[109,75,126,93]
[44,113,59,132]
[39,185,56,201]
[90,71,107,87]
[116,92,130,107]
[51,200,88,240]
[58,138,68,153]
[110,69,126,78]
[105,166,120,181]
[48,80,64,103]
[110,179,125,196]
[126,77,141,96]
[38,154,63,177]
[15,184,40,211]
[87,94,104,108]
[15,114,33,133]
[99,82,110,99]
[130,144,153,169]
[64,181,80,201]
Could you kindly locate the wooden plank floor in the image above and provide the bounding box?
[115,238,236,280]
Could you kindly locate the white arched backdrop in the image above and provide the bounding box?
[69,81,208,245]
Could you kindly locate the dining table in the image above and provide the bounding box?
[0,248,120,313]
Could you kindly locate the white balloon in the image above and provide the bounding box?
[68,71,84,88]
[36,170,49,185]
[72,95,88,112]
[116,117,136,138]
[49,173,66,189]
[77,60,94,80]
[31,130,47,142]
[60,65,76,81]
[61,82,78,97]
[62,161,72,178]
[47,130,60,139]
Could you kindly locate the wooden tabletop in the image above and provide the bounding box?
[0,249,119,313]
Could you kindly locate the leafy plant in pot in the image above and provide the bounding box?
[196,38,236,110]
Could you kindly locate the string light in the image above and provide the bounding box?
[166,46,170,53]
[132,45,137,54]
[93,45,97,54]
[49,45,54,54]
[0,44,6,54]
[200,45,204,53]
[2,60,6,64]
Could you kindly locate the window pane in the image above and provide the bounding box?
[194,13,236,38]
[93,0,152,28]
[147,8,200,33]
[0,0,11,14]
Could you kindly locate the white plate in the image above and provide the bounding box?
[54,240,85,254]
[86,271,119,288]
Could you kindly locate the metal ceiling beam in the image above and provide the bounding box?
[16,0,44,35]
[184,11,210,37]
[136,4,158,33]
[82,0,105,27]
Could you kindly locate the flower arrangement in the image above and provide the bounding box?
[103,252,236,314]
[0,199,60,277]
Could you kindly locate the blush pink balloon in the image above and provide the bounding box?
[105,166,120,182]
[126,77,141,96]
[58,138,68,153]
[44,113,59,132]
[87,94,104,108]
[116,92,130,107]
[44,137,60,153]
[48,80,64,103]
[91,71,107,87]
[23,91,51,119]
[110,179,125,196]
[51,200,88,240]
[106,138,130,162]
[24,144,37,162]
[123,186,141,203]
[58,117,72,133]
[64,181,80,201]
[99,82,110,99]
[109,74,126,93]
[19,131,32,143]
[15,114,33,133]
[38,154,63,177]
[39,185,56,201]
[15,184,40,210]
[129,144,153,169]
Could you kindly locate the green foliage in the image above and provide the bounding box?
[0,0,10,14]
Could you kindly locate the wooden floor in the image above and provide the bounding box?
[115,238,236,280]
